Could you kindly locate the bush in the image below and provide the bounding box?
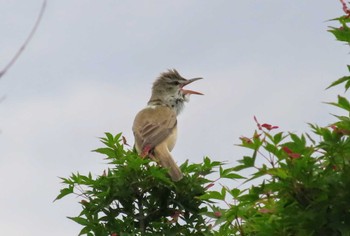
[57,4,350,236]
[55,133,236,236]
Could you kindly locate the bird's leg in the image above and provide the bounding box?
[140,145,153,158]
[148,153,159,163]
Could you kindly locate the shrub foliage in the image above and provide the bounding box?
[57,6,350,236]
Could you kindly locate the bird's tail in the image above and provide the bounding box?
[153,145,183,181]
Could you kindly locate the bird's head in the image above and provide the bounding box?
[149,69,203,114]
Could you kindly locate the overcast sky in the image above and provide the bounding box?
[0,1,348,235]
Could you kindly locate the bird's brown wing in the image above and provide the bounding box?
[132,106,177,154]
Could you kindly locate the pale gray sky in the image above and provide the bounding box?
[0,1,348,235]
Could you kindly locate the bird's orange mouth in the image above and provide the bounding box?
[181,88,203,95]
[180,77,204,95]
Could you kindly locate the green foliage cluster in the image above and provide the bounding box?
[206,15,350,236]
[57,9,350,236]
[56,133,225,236]
[213,117,350,235]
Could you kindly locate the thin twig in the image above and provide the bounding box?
[0,0,47,79]
[340,0,350,15]
[137,195,146,235]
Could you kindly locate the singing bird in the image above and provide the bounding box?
[132,69,203,181]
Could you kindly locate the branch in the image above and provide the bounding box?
[0,0,47,79]
[137,195,146,236]
[340,0,350,15]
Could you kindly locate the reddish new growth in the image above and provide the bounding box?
[240,136,252,144]
[282,146,301,159]
[214,211,222,218]
[169,211,182,223]
[330,124,350,135]
[204,183,215,190]
[254,116,279,131]
[261,123,279,131]
[340,0,350,16]
[254,116,262,130]
[122,136,130,146]
[80,200,88,205]
[259,208,274,214]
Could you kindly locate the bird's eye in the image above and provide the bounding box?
[171,81,180,86]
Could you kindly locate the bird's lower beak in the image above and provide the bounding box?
[181,77,204,95]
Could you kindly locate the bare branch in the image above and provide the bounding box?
[0,0,47,79]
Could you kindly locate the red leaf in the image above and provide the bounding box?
[80,200,89,205]
[204,183,215,190]
[214,211,222,218]
[253,133,262,139]
[282,146,292,154]
[169,211,182,223]
[282,146,301,159]
[330,125,350,135]
[122,136,130,146]
[289,153,301,159]
[261,123,279,131]
[330,125,337,130]
[254,116,262,130]
[259,208,273,214]
[240,136,252,144]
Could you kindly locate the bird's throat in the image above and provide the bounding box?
[147,95,186,115]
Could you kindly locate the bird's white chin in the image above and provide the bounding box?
[184,94,191,102]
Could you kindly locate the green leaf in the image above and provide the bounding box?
[305,132,316,145]
[225,205,239,221]
[221,187,227,200]
[329,16,350,24]
[338,95,350,111]
[328,26,350,43]
[113,132,122,142]
[266,168,289,179]
[183,162,201,173]
[105,132,114,142]
[243,165,267,184]
[59,177,74,185]
[199,191,225,201]
[231,164,249,171]
[326,76,350,90]
[219,166,245,179]
[68,216,90,226]
[223,173,246,180]
[327,95,350,112]
[237,153,256,168]
[78,226,91,236]
[289,133,306,147]
[345,79,350,92]
[229,188,241,198]
[92,147,116,157]
[273,132,284,144]
[265,143,279,156]
[54,186,74,201]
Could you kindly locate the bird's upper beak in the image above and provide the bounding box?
[180,77,204,95]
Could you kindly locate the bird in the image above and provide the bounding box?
[132,69,203,181]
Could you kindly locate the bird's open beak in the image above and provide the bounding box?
[180,77,204,95]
